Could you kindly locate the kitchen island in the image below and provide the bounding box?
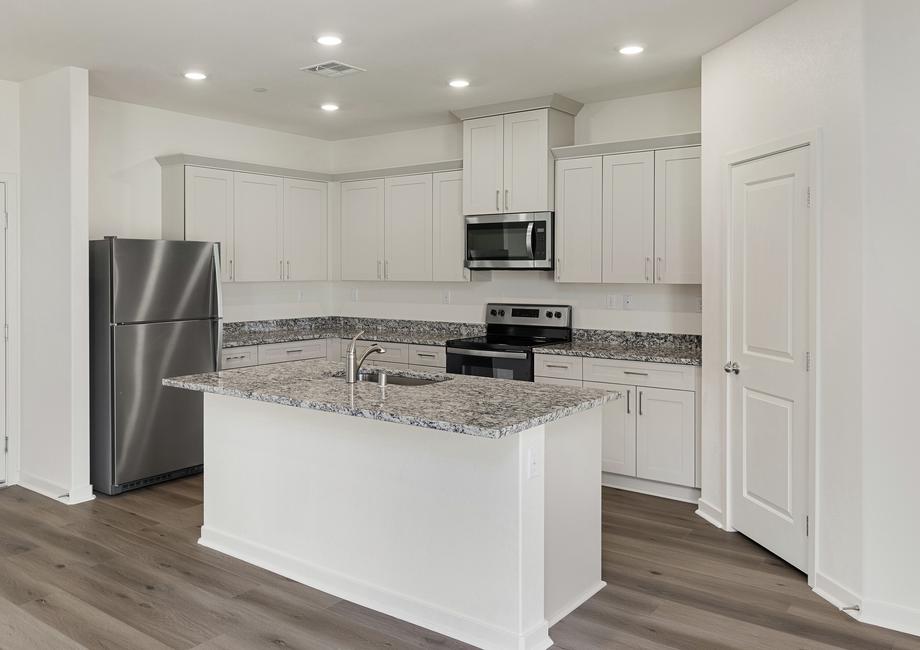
[165,360,616,650]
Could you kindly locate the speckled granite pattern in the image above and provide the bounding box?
[536,329,702,366]
[222,317,486,349]
[164,360,617,438]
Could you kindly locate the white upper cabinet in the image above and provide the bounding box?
[503,109,550,213]
[602,151,655,284]
[341,178,386,281]
[233,172,284,282]
[184,166,234,282]
[283,178,328,282]
[654,146,702,284]
[462,115,504,215]
[384,174,433,281]
[432,170,469,282]
[555,156,602,283]
[463,109,573,216]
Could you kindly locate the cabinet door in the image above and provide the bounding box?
[654,147,701,284]
[585,381,637,477]
[184,166,234,282]
[636,387,695,486]
[233,172,284,282]
[341,179,385,281]
[432,170,469,282]
[283,178,328,281]
[602,151,655,283]
[384,174,433,281]
[503,109,550,213]
[462,115,504,215]
[555,156,602,283]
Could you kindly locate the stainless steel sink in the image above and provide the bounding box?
[331,369,452,386]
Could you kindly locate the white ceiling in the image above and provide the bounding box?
[0,0,793,140]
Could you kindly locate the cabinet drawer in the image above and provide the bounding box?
[221,346,258,369]
[258,339,326,365]
[355,341,409,364]
[535,376,582,387]
[534,354,583,380]
[583,358,696,391]
[408,344,446,368]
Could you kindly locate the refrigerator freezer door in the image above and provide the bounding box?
[112,319,218,487]
[112,239,220,324]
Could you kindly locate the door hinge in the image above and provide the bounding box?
[3,436,8,454]
[805,351,812,372]
[2,211,7,230]
[806,515,810,537]
[806,187,813,208]
[2,324,7,342]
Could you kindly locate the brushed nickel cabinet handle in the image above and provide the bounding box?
[623,371,649,376]
[496,189,500,211]
[286,349,303,354]
[626,389,631,414]
[377,260,381,279]
[417,353,437,358]
[657,257,662,281]
[505,189,510,211]
[545,364,570,369]
[286,261,291,279]
[645,257,650,282]
[639,390,644,416]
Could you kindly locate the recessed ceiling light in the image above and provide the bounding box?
[317,35,342,46]
[449,79,470,88]
[619,45,644,55]
[321,103,339,112]
[184,70,207,80]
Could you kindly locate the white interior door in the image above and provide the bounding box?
[233,172,284,282]
[555,156,602,283]
[729,145,811,571]
[283,178,328,281]
[0,181,5,484]
[384,174,433,281]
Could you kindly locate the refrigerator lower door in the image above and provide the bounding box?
[112,319,218,488]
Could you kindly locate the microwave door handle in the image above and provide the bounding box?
[525,222,534,258]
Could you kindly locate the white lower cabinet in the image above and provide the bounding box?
[585,381,637,477]
[635,387,695,486]
[536,354,699,493]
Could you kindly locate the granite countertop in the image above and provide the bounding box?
[164,360,617,439]
[535,341,702,366]
[223,328,340,348]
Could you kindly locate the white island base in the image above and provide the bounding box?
[199,393,604,650]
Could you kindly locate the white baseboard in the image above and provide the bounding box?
[695,498,725,529]
[18,473,95,505]
[813,572,861,616]
[602,472,701,503]
[860,598,920,639]
[546,581,605,627]
[200,526,552,650]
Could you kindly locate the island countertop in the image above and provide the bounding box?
[164,360,616,439]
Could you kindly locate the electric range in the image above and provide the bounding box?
[446,303,573,381]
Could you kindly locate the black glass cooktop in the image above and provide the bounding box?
[445,334,560,352]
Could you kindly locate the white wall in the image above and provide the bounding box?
[701,0,865,608]
[89,96,334,240]
[19,67,93,503]
[860,0,920,633]
[574,87,701,144]
[0,80,19,173]
[331,123,462,173]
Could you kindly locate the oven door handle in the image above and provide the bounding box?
[446,348,529,360]
[525,222,534,259]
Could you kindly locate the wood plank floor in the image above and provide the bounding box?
[0,477,916,650]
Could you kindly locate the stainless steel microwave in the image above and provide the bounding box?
[464,212,553,270]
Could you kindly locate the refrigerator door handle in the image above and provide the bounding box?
[215,319,223,371]
[212,243,224,320]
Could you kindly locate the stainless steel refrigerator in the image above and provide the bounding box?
[90,237,222,495]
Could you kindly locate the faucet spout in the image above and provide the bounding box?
[345,331,386,383]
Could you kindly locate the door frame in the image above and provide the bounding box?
[0,172,20,487]
[721,130,821,583]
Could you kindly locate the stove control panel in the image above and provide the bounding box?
[485,303,572,328]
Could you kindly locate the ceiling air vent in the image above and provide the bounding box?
[300,60,366,78]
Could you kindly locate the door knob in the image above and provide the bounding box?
[723,362,740,375]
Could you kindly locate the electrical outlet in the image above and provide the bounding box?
[442,290,451,305]
[351,288,359,302]
[605,294,621,310]
[623,294,633,310]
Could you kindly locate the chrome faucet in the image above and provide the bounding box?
[345,330,386,383]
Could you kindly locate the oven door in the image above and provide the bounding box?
[465,213,553,270]
[446,348,533,381]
